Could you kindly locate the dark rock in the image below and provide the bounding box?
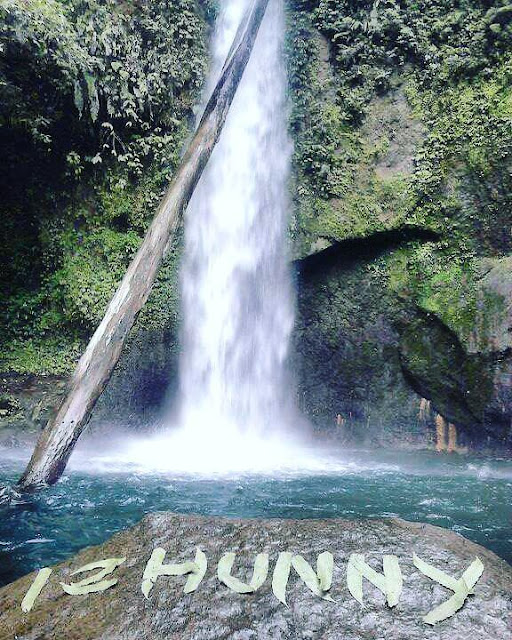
[0,375,67,445]
[0,513,510,639]
[362,84,426,181]
[399,256,512,447]
[398,311,496,435]
[91,328,180,430]
[293,239,431,447]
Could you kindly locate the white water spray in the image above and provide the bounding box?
[178,0,295,440]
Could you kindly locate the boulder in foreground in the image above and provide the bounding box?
[0,513,510,639]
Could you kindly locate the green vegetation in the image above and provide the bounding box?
[284,0,511,436]
[287,0,512,344]
[0,0,211,373]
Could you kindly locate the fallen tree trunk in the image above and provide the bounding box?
[18,0,270,491]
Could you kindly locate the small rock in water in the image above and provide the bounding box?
[0,484,23,506]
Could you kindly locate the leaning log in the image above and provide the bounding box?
[18,0,270,491]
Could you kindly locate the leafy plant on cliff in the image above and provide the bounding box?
[0,0,210,374]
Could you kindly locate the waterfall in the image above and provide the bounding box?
[81,0,312,474]
[177,0,296,441]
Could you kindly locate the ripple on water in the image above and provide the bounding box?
[0,446,510,588]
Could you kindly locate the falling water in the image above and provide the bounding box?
[75,0,312,473]
[178,0,296,440]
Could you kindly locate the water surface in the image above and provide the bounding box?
[0,447,510,587]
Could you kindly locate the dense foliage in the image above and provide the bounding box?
[287,0,512,341]
[0,0,211,372]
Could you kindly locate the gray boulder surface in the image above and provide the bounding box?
[0,513,510,639]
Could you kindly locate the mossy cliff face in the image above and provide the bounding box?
[0,0,212,376]
[287,0,512,445]
[1,0,512,446]
[0,0,209,433]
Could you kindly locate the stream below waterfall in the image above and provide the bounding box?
[0,446,510,586]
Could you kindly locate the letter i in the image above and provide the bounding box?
[21,568,52,613]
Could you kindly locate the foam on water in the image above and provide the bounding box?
[70,431,380,476]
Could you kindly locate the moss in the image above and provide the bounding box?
[0,0,209,375]
[0,394,23,422]
[136,237,183,333]
[287,0,512,258]
[399,309,498,432]
[2,336,83,376]
[55,229,141,328]
[287,1,512,438]
[415,261,480,343]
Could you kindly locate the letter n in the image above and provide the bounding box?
[347,554,402,607]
